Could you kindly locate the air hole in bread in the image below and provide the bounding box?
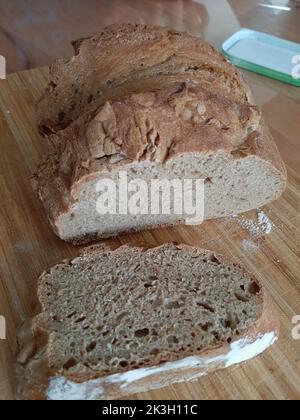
[209,254,220,264]
[248,281,261,295]
[75,316,86,323]
[63,358,77,370]
[49,81,57,91]
[212,331,220,341]
[200,322,212,332]
[204,177,212,184]
[40,125,54,136]
[222,319,232,329]
[86,341,96,353]
[135,328,149,338]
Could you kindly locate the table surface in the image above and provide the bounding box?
[0,0,300,400]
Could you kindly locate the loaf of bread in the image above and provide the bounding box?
[16,243,278,400]
[35,24,286,243]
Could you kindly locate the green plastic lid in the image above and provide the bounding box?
[222,29,300,87]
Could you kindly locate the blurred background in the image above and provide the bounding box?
[0,0,300,73]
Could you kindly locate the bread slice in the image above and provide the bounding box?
[35,24,286,244]
[16,243,278,400]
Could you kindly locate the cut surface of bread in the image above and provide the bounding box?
[16,243,278,400]
[35,24,287,243]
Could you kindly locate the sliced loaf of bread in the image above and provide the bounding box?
[16,243,278,400]
[35,24,286,243]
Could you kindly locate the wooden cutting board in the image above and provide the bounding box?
[0,67,299,400]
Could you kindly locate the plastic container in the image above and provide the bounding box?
[222,29,300,87]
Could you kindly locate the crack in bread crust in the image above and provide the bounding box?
[37,23,253,134]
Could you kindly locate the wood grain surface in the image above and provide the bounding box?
[0,0,300,401]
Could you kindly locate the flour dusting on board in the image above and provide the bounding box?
[232,210,273,238]
[257,211,272,234]
[228,210,273,253]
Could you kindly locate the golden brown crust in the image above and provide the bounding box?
[15,243,279,400]
[42,80,261,184]
[37,23,252,134]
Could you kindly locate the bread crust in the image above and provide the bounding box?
[37,23,253,133]
[15,243,279,400]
